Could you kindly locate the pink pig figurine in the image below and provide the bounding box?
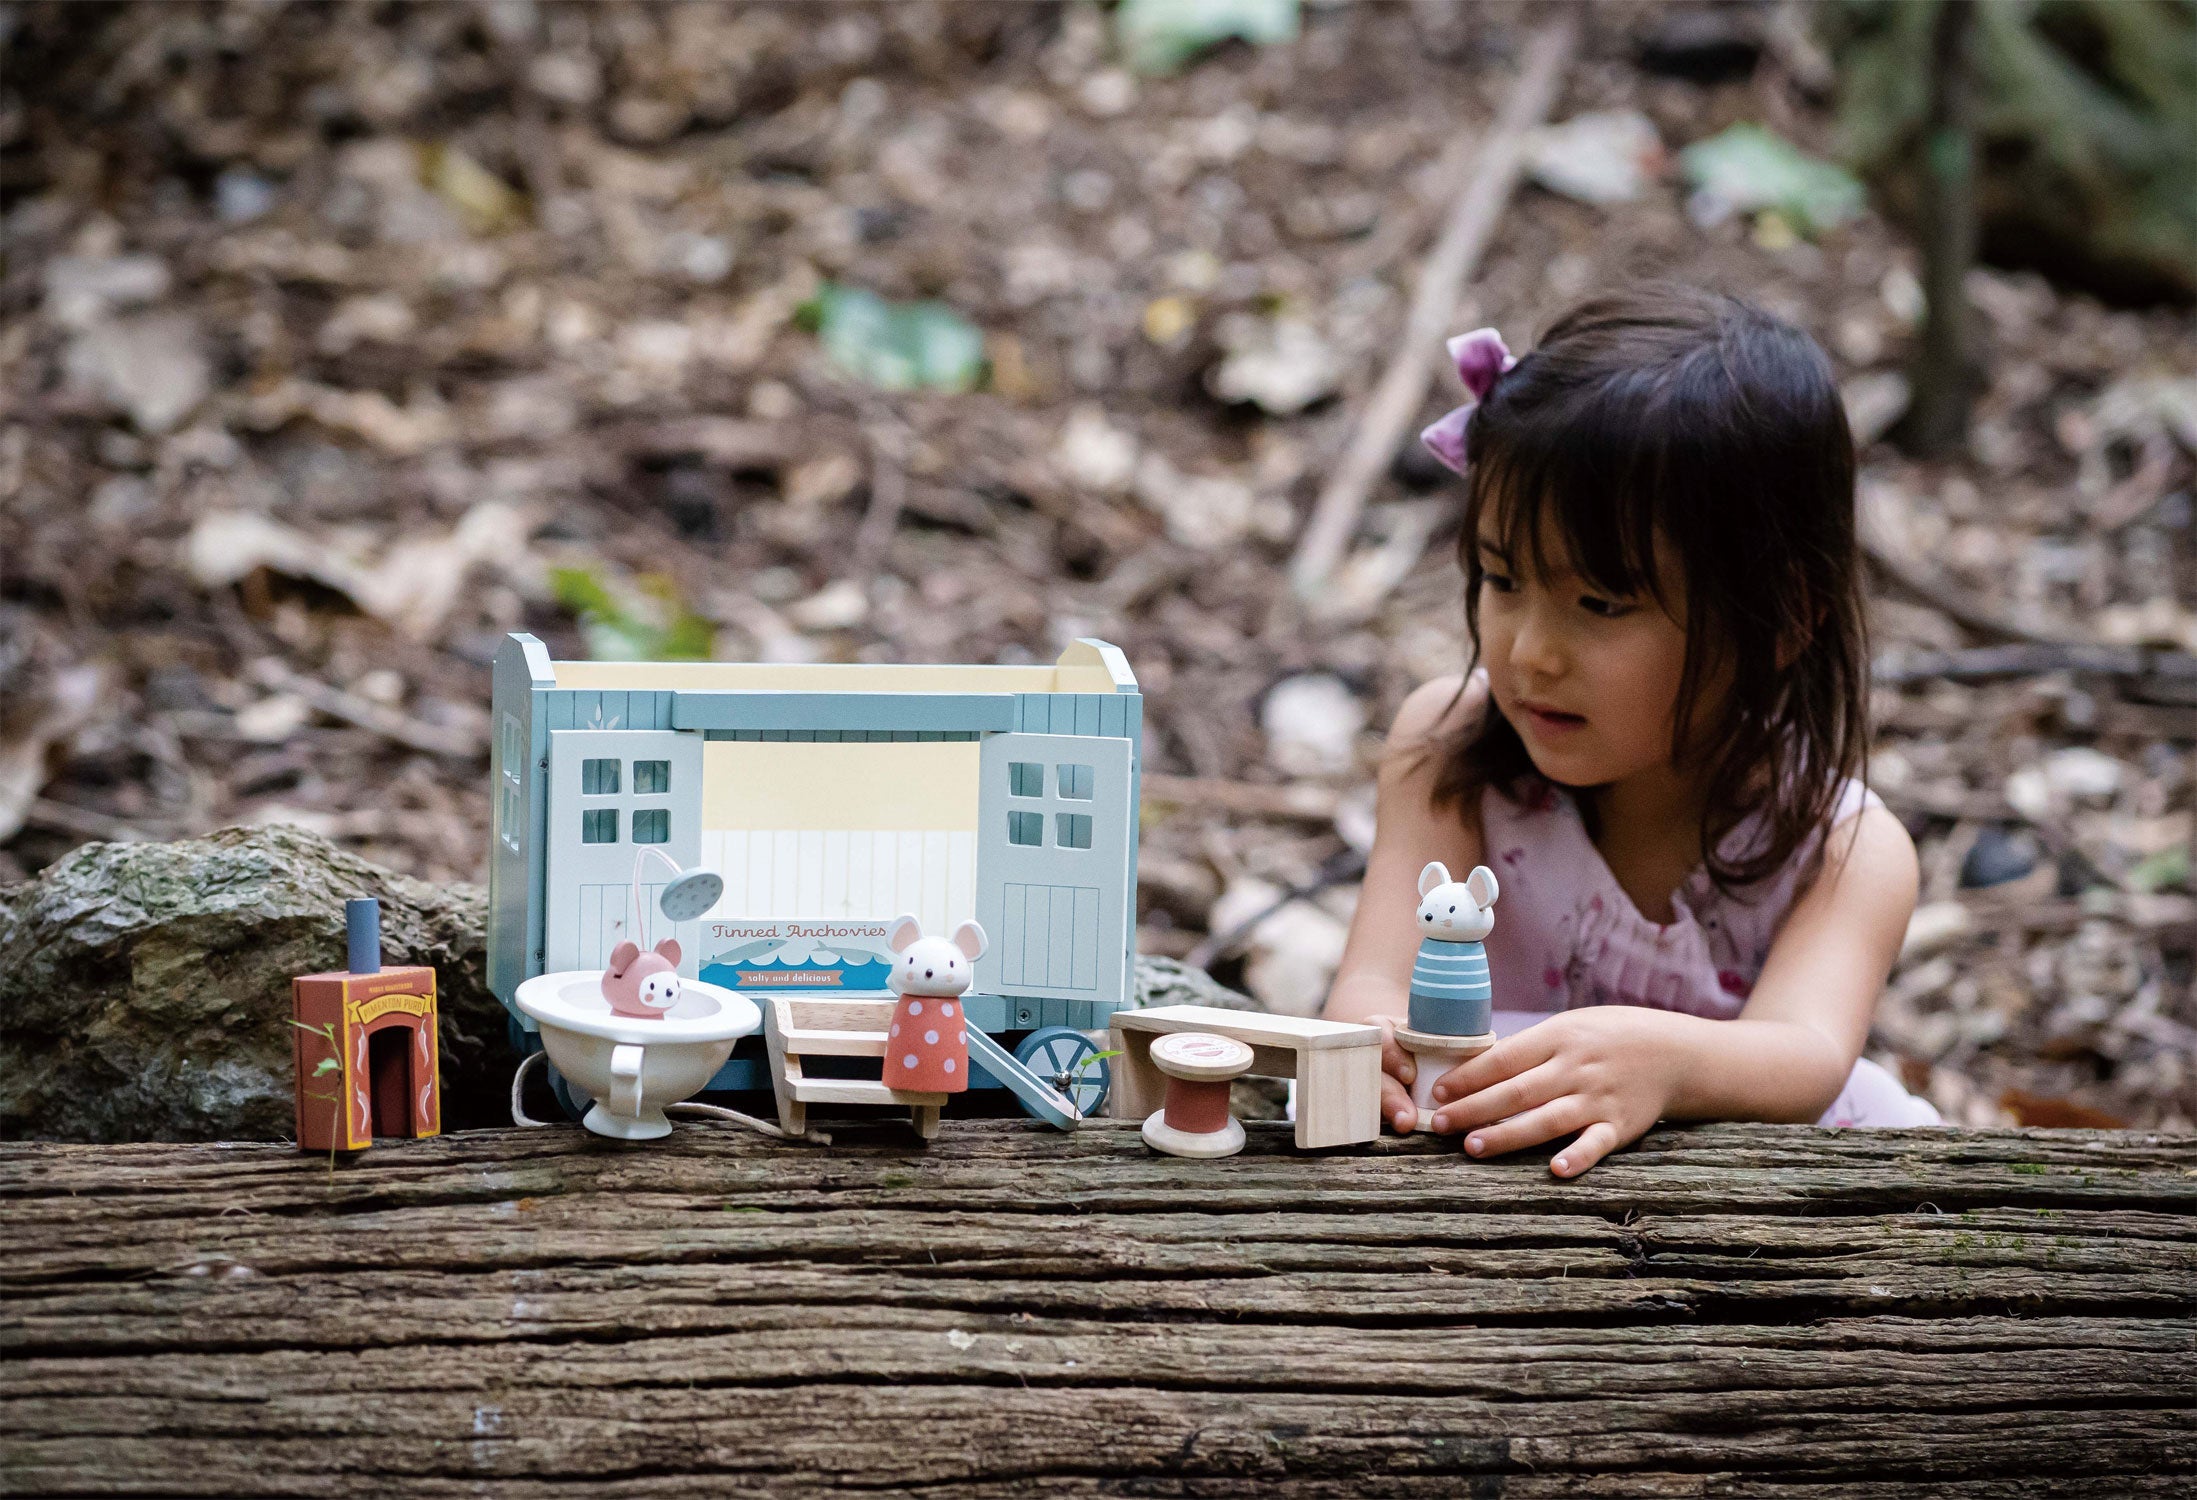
[601,938,683,1019]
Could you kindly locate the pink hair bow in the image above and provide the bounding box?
[1419,328,1516,475]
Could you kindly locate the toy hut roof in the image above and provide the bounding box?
[518,637,1135,696]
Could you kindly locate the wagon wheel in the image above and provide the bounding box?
[1012,1027,1109,1119]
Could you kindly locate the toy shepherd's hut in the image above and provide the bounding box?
[486,632,1142,1115]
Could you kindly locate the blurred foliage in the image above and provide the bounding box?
[1679,123,1869,239]
[418,142,528,235]
[797,284,987,393]
[2129,845,2191,895]
[1825,0,2197,300]
[1114,0,1300,75]
[550,567,715,662]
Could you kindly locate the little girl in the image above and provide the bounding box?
[1323,283,1942,1178]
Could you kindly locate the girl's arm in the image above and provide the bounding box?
[1429,801,1919,1175]
[1324,672,1489,1129]
[1669,801,1919,1121]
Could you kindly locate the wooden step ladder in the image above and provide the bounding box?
[761,994,947,1140]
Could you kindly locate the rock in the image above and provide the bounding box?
[1900,900,1975,962]
[0,825,503,1142]
[1209,877,1350,1019]
[1053,403,1138,494]
[214,169,278,224]
[1208,314,1341,415]
[1127,953,1259,1012]
[1525,110,1665,206]
[1636,8,1763,84]
[2006,746,2128,820]
[41,253,172,327]
[1960,826,2040,890]
[1842,371,1912,448]
[1134,453,1255,549]
[2044,746,2129,802]
[63,313,211,434]
[1261,673,1364,777]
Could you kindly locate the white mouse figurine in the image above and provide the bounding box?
[884,915,987,1095]
[1397,861,1499,1133]
[1409,861,1497,1035]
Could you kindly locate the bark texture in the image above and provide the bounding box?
[4,1118,2192,1494]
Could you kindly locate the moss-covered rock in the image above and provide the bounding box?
[1126,953,1262,1013]
[0,825,503,1141]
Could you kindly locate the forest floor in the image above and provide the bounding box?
[3,1,2193,1129]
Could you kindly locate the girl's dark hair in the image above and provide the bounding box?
[1431,282,1868,891]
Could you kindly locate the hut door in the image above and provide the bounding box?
[368,1027,413,1137]
[546,730,705,974]
[974,733,1133,1008]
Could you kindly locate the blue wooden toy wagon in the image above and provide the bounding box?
[487,632,1141,1122]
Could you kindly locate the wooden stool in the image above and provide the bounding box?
[1110,1005,1384,1149]
[1392,1022,1495,1133]
[1140,1032,1255,1159]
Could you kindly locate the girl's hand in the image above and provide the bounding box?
[1367,1016,1419,1133]
[1427,1008,1684,1177]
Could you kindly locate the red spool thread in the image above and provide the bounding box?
[1161,1074,1234,1134]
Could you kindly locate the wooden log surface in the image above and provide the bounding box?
[4,1119,2193,1496]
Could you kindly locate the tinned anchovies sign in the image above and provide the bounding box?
[699,920,896,993]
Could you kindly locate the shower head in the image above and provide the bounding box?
[657,868,724,923]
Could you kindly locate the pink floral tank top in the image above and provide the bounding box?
[1478,775,1882,1026]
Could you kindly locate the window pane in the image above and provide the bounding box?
[1056,763,1093,800]
[582,808,618,844]
[1009,761,1044,798]
[499,782,523,851]
[633,808,670,844]
[501,714,523,775]
[1055,812,1092,849]
[582,758,620,795]
[1008,810,1044,846]
[633,760,670,795]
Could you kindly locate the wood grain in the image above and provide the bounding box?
[4,1120,2192,1495]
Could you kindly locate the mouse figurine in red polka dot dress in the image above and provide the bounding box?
[885,914,987,1093]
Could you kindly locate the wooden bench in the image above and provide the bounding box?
[761,994,946,1139]
[1110,1004,1383,1149]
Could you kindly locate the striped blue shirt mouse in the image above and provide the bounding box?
[1408,860,1499,1038]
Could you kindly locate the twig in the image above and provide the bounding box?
[1963,890,2195,942]
[1140,772,1342,824]
[1289,16,1577,596]
[853,434,908,577]
[1861,535,2064,647]
[248,660,484,759]
[24,797,162,843]
[1184,848,1369,973]
[1873,644,2197,696]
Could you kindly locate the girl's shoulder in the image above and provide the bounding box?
[1380,672,1494,852]
[1386,669,1491,752]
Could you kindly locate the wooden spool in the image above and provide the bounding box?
[1392,1022,1495,1134]
[1141,1032,1255,1159]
